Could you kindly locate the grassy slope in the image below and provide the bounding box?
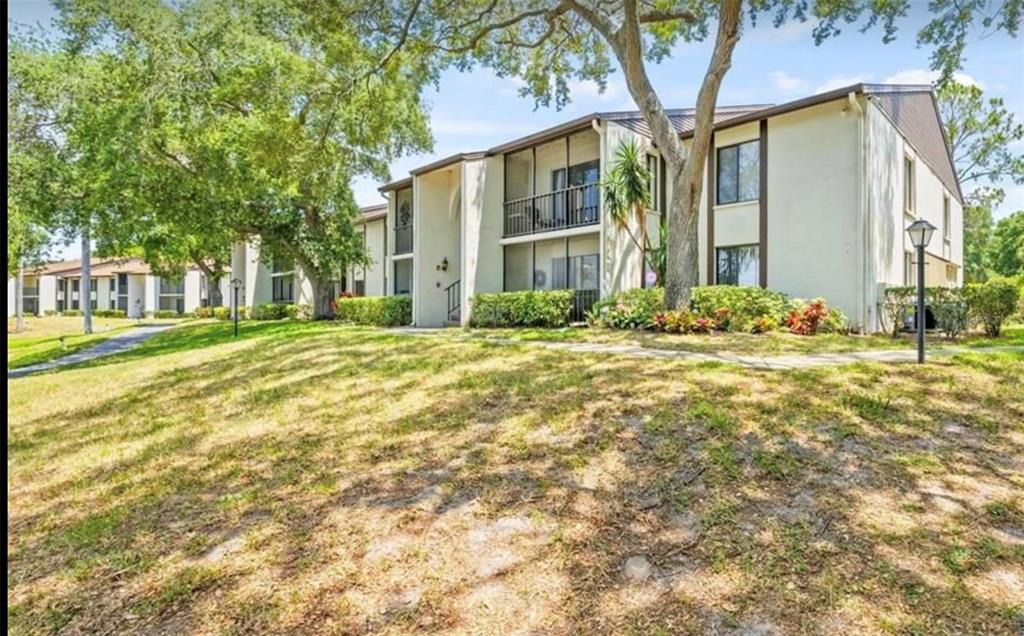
[7,317,182,370]
[463,324,1024,355]
[7,321,1024,635]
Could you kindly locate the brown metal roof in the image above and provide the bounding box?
[357,204,388,223]
[378,176,412,193]
[608,105,772,138]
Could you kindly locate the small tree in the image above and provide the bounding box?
[988,211,1024,278]
[603,140,664,284]
[966,278,1020,337]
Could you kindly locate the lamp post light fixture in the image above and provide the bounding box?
[230,277,244,338]
[905,218,936,363]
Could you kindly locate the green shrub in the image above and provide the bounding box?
[750,314,780,334]
[690,286,790,332]
[587,287,663,329]
[213,306,232,320]
[284,304,313,320]
[883,286,916,337]
[927,287,970,339]
[154,310,180,319]
[470,290,574,328]
[63,310,83,316]
[92,309,127,318]
[43,310,59,317]
[335,295,412,326]
[965,278,1019,337]
[194,306,215,319]
[819,306,850,334]
[251,303,288,320]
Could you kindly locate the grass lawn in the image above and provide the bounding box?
[7,316,185,370]
[462,324,1024,356]
[7,321,1024,635]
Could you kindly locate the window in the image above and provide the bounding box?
[647,154,661,213]
[943,195,951,242]
[716,141,759,205]
[904,251,915,286]
[903,156,915,213]
[159,278,185,294]
[715,245,759,286]
[271,256,293,275]
[946,264,957,285]
[158,276,186,314]
[551,254,600,290]
[109,278,116,293]
[89,279,98,292]
[354,280,365,297]
[272,275,294,303]
[72,279,80,292]
[117,273,129,311]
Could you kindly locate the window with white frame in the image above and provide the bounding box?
[943,195,951,243]
[270,256,295,303]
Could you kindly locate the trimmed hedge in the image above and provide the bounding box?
[470,290,574,328]
[285,304,313,320]
[63,310,83,316]
[93,309,127,318]
[335,295,412,326]
[690,286,791,332]
[154,310,180,319]
[252,303,289,320]
[194,306,215,319]
[587,287,663,329]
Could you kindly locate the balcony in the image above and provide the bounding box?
[394,224,413,255]
[503,183,600,238]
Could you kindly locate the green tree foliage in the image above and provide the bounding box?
[962,190,997,282]
[988,210,1024,277]
[9,0,435,318]
[603,139,664,283]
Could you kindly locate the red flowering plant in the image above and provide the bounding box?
[712,307,731,331]
[692,316,714,334]
[786,299,829,335]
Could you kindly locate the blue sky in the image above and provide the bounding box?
[9,1,1024,259]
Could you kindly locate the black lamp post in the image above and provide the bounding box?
[906,218,936,363]
[230,277,243,337]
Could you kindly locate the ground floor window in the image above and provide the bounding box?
[24,298,39,315]
[503,235,600,293]
[904,251,915,287]
[716,245,759,286]
[393,260,412,295]
[272,274,294,303]
[159,276,186,313]
[354,279,366,297]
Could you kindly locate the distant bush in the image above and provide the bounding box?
[194,306,215,319]
[154,310,180,319]
[927,287,970,339]
[470,290,573,328]
[335,295,412,327]
[587,287,663,329]
[93,309,127,318]
[252,303,289,320]
[284,304,313,321]
[63,310,83,316]
[690,285,790,332]
[213,306,232,320]
[43,310,59,317]
[966,278,1019,337]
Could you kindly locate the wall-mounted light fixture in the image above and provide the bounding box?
[440,257,449,272]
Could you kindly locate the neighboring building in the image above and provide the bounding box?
[229,83,963,332]
[6,257,227,318]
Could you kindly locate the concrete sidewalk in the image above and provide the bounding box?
[8,324,175,379]
[388,327,1022,370]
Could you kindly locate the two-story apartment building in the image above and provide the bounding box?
[7,258,225,318]
[232,83,963,332]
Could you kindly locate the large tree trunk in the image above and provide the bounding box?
[582,0,742,309]
[293,252,335,320]
[81,226,93,334]
[192,257,225,307]
[15,261,25,333]
[665,0,742,309]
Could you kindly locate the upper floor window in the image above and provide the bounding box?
[647,154,661,213]
[943,195,951,242]
[903,156,915,213]
[271,256,293,275]
[159,277,185,295]
[717,140,759,205]
[396,187,413,228]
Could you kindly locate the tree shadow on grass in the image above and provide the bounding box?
[7,328,1024,634]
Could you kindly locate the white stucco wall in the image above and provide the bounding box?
[462,155,505,325]
[127,274,146,318]
[7,278,15,317]
[38,275,57,314]
[184,270,202,313]
[351,217,388,296]
[413,165,463,326]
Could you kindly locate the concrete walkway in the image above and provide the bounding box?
[388,327,1022,370]
[8,324,176,379]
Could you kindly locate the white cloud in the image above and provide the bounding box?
[883,68,982,88]
[768,70,807,92]
[747,19,817,44]
[813,74,872,94]
[567,77,624,102]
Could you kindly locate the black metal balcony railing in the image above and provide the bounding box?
[394,224,413,255]
[23,287,39,297]
[503,183,600,238]
[570,288,600,323]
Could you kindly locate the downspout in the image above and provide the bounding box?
[848,91,871,332]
